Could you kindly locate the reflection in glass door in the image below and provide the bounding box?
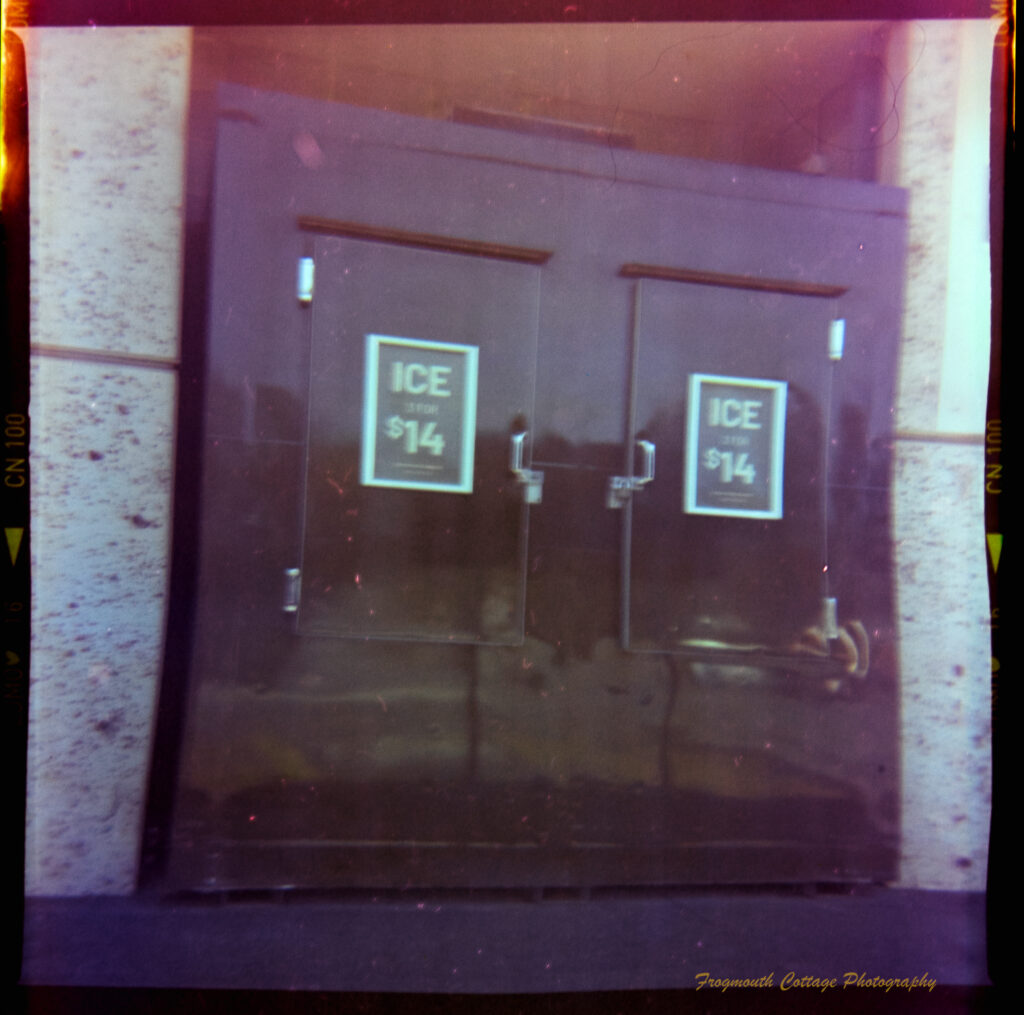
[622,275,842,654]
[300,233,545,645]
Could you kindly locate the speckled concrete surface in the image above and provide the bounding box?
[26,27,190,360]
[884,21,995,438]
[892,440,991,891]
[25,27,189,895]
[883,20,995,890]
[27,358,177,894]
[884,23,958,435]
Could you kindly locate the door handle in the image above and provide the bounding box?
[635,438,656,487]
[607,438,657,508]
[509,430,544,504]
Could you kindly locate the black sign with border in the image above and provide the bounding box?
[361,333,478,493]
[684,373,787,518]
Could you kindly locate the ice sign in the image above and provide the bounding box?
[684,373,787,518]
[361,334,478,493]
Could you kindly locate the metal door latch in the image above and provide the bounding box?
[607,439,656,508]
[509,431,544,504]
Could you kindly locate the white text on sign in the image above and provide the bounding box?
[390,362,452,397]
[703,449,756,484]
[707,398,763,429]
[385,416,446,456]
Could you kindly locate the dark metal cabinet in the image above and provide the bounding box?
[166,84,906,891]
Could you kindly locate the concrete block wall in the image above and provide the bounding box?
[882,20,996,889]
[24,27,190,895]
[23,21,994,895]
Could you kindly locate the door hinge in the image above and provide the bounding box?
[822,596,839,639]
[828,318,845,360]
[283,567,301,612]
[297,257,315,303]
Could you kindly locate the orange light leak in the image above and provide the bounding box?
[994,1,1017,131]
[1,0,7,200]
[0,0,27,203]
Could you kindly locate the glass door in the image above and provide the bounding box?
[621,275,842,655]
[299,233,544,644]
